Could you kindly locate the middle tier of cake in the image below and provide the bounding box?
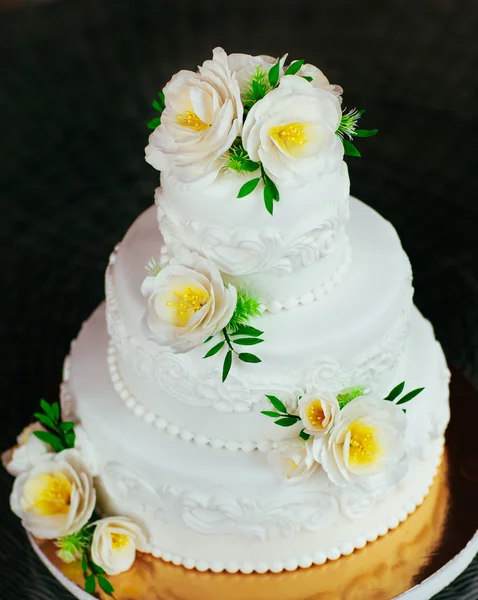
[104,197,413,448]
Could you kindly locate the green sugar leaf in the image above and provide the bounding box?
[157,91,165,108]
[299,429,311,441]
[152,99,163,112]
[265,175,280,201]
[81,552,88,576]
[237,177,260,198]
[268,59,281,88]
[241,160,261,172]
[238,353,262,363]
[301,75,313,82]
[233,337,263,346]
[60,421,75,432]
[222,350,233,382]
[343,139,361,157]
[33,431,65,453]
[98,576,115,595]
[84,574,96,595]
[203,341,225,358]
[147,117,161,130]
[264,185,274,215]
[265,394,287,413]
[204,335,214,343]
[285,59,304,76]
[384,381,405,401]
[397,387,425,405]
[275,417,300,427]
[90,561,106,575]
[65,431,76,449]
[34,412,56,430]
[40,399,54,419]
[354,128,378,138]
[230,325,263,337]
[261,410,284,418]
[51,402,60,421]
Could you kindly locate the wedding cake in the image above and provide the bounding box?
[4,48,450,591]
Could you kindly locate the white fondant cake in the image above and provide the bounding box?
[5,48,451,580]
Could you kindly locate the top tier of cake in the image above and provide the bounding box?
[157,163,350,311]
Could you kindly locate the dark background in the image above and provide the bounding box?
[0,0,476,598]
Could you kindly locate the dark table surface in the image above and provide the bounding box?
[0,0,477,598]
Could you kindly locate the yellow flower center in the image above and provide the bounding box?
[177,111,211,131]
[347,421,382,467]
[167,286,210,327]
[269,122,308,154]
[23,472,72,516]
[281,457,299,478]
[111,533,130,550]
[306,400,327,429]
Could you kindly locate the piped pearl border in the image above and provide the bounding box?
[144,441,444,573]
[106,342,277,453]
[156,241,351,315]
[263,241,352,314]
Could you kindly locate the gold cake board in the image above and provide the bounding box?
[29,367,478,599]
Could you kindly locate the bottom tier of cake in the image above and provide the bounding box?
[61,303,450,573]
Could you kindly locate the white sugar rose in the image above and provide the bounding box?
[298,63,343,99]
[145,47,242,188]
[2,422,53,477]
[10,449,96,539]
[73,425,99,477]
[91,517,147,575]
[141,254,237,353]
[298,391,340,437]
[320,395,408,491]
[242,75,343,186]
[267,438,318,485]
[227,52,287,98]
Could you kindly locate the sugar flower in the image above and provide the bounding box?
[141,253,237,353]
[319,395,407,491]
[242,75,343,187]
[91,516,147,576]
[145,47,243,188]
[10,449,96,539]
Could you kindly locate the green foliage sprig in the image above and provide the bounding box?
[228,289,262,330]
[384,381,424,410]
[261,395,310,440]
[56,525,93,564]
[336,386,365,410]
[147,92,165,130]
[203,289,263,381]
[237,164,280,215]
[224,138,260,174]
[81,544,115,596]
[145,256,162,277]
[33,400,76,453]
[336,108,378,157]
[243,67,271,111]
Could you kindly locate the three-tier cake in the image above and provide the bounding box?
[4,48,450,587]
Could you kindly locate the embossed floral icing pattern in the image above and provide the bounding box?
[158,210,345,277]
[106,253,411,413]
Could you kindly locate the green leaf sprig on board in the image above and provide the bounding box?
[147,92,165,130]
[81,546,115,596]
[336,108,378,157]
[203,290,263,381]
[33,399,76,453]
